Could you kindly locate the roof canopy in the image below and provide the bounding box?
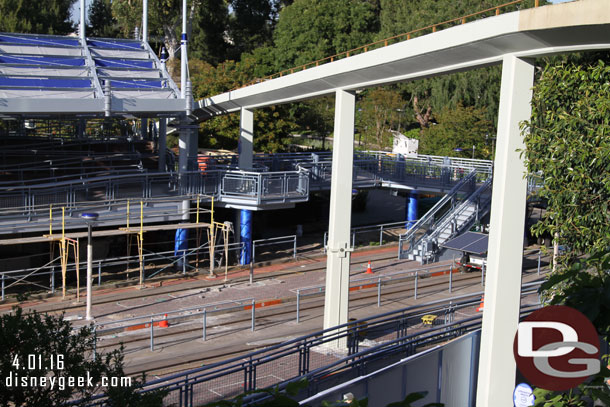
[0,32,186,118]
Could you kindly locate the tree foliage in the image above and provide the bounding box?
[0,0,75,35]
[0,307,166,406]
[88,0,119,38]
[522,58,610,258]
[357,88,405,150]
[190,57,294,152]
[418,103,494,159]
[272,0,379,70]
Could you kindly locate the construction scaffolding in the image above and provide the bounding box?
[1,195,216,298]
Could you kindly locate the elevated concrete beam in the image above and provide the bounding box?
[193,0,610,120]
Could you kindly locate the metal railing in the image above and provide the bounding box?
[398,170,477,254]
[249,235,297,283]
[78,283,542,406]
[90,298,256,352]
[323,220,408,252]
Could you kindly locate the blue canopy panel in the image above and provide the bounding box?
[87,39,142,50]
[94,58,154,69]
[0,33,80,47]
[0,77,91,88]
[108,79,164,89]
[0,55,85,67]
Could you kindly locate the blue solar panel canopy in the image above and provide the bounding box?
[440,231,489,255]
[0,31,185,116]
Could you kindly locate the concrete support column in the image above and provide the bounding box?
[323,89,355,341]
[476,55,534,406]
[158,119,167,172]
[239,108,254,170]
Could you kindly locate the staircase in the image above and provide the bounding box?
[398,171,492,263]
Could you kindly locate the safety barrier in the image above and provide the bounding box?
[75,284,541,406]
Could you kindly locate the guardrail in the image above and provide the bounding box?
[249,235,297,283]
[294,262,479,323]
[323,220,408,252]
[91,298,256,352]
[77,283,541,406]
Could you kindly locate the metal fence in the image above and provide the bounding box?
[323,220,408,252]
[78,284,541,406]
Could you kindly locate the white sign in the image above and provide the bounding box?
[513,383,534,407]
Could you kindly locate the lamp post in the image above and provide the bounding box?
[472,144,476,159]
[81,212,99,321]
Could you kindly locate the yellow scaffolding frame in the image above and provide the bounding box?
[53,207,80,299]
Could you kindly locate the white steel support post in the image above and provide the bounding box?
[80,0,86,43]
[85,223,93,320]
[476,55,534,406]
[158,119,167,172]
[323,89,355,348]
[142,0,148,43]
[180,0,188,98]
[239,108,254,170]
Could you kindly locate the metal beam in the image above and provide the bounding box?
[323,89,355,347]
[239,108,254,170]
[476,55,534,406]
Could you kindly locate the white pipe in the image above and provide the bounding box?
[142,0,148,43]
[80,0,86,42]
[181,0,187,98]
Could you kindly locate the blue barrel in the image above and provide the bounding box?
[240,210,252,265]
[406,191,418,229]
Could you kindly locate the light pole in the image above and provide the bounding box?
[472,144,476,159]
[81,212,99,321]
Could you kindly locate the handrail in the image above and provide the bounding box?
[427,178,492,242]
[400,169,477,244]
[230,0,537,91]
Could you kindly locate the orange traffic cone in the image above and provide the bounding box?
[477,296,485,312]
[159,314,169,328]
[365,261,374,274]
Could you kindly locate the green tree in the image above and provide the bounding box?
[0,307,166,406]
[357,88,405,150]
[88,0,119,38]
[418,103,494,159]
[190,0,231,65]
[0,0,75,35]
[228,0,275,60]
[272,0,379,70]
[523,55,610,407]
[522,58,610,260]
[377,0,542,128]
[190,55,294,153]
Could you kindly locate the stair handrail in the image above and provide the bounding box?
[427,177,493,244]
[399,169,478,245]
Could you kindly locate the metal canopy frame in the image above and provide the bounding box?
[0,31,186,118]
